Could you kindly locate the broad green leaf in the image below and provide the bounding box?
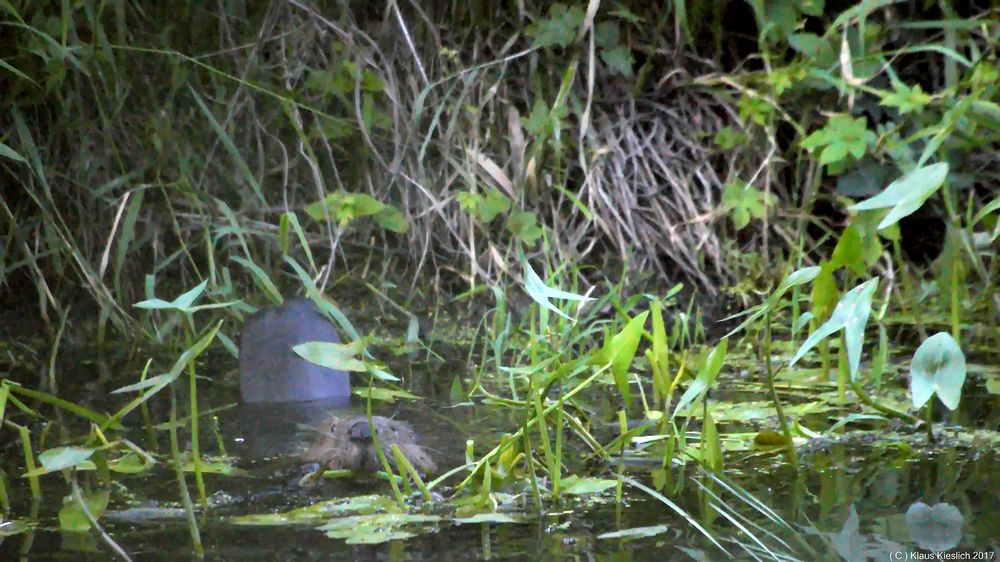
[788,33,834,63]
[791,278,879,380]
[830,224,877,276]
[59,490,110,532]
[596,312,649,408]
[850,163,949,229]
[800,115,875,166]
[601,46,633,77]
[38,446,95,472]
[373,205,408,233]
[809,262,840,321]
[294,340,370,373]
[457,189,510,223]
[672,338,728,419]
[909,332,966,410]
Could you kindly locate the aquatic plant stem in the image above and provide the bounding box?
[71,475,132,562]
[924,402,935,444]
[848,380,920,426]
[169,387,203,558]
[365,375,406,510]
[183,323,207,506]
[17,424,41,498]
[764,312,798,471]
[456,365,610,491]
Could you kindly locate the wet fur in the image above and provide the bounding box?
[303,414,436,475]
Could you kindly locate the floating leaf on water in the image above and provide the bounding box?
[598,524,670,540]
[321,513,441,544]
[561,475,617,496]
[909,332,967,410]
[454,513,529,524]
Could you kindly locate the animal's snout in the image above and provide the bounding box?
[349,419,373,442]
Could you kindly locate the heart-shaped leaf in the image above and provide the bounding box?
[909,332,966,410]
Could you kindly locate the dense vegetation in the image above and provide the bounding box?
[1,0,997,559]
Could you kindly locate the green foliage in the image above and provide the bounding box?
[713,126,747,149]
[457,189,511,224]
[791,278,878,381]
[880,81,932,115]
[671,338,727,419]
[595,311,649,408]
[721,183,772,230]
[595,22,633,77]
[59,489,110,532]
[909,332,966,411]
[800,115,876,167]
[505,210,544,245]
[849,163,949,230]
[305,192,408,233]
[526,3,584,48]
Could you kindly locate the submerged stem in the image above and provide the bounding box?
[764,312,798,471]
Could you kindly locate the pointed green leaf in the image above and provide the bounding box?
[791,278,878,377]
[672,338,727,418]
[596,312,649,407]
[521,255,594,320]
[850,163,949,230]
[294,340,370,373]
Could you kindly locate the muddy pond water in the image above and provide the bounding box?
[1,318,998,560]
